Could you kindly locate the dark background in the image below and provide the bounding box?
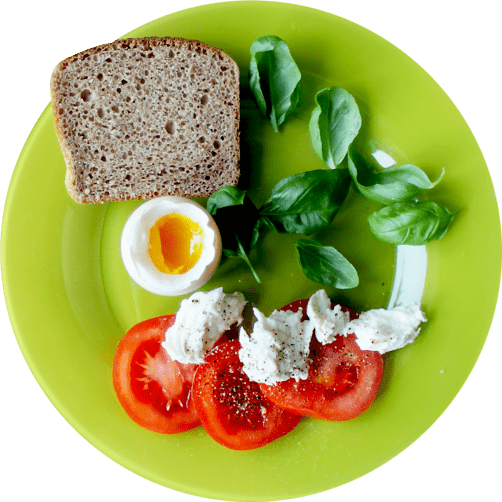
[1,1,500,501]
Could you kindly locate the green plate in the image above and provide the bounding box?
[2,2,501,500]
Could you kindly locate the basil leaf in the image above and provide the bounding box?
[250,216,268,249]
[207,186,261,282]
[259,168,351,235]
[249,35,301,132]
[295,239,359,289]
[309,87,362,169]
[367,201,456,245]
[206,186,246,214]
[348,147,445,204]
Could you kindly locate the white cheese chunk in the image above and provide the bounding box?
[162,287,246,364]
[306,289,351,344]
[345,304,427,353]
[239,307,313,385]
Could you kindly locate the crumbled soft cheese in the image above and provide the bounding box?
[239,307,313,385]
[162,287,246,364]
[345,304,427,353]
[306,289,351,344]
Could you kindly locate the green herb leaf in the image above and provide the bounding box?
[250,216,268,249]
[259,169,351,235]
[295,239,359,289]
[309,87,362,169]
[367,201,456,245]
[348,147,445,204]
[249,35,301,132]
[207,186,261,282]
[206,186,246,214]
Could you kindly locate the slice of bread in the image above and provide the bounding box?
[50,37,240,203]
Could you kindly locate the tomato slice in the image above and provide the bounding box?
[112,315,201,434]
[259,299,383,421]
[192,340,302,450]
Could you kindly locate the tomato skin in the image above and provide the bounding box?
[112,315,201,434]
[192,340,302,450]
[260,299,383,421]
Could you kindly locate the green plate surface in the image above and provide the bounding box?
[2,2,501,500]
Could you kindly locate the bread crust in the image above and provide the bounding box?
[50,37,240,203]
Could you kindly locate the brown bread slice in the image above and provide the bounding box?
[50,37,240,203]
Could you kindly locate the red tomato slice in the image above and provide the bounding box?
[112,315,201,434]
[192,340,302,450]
[260,299,383,421]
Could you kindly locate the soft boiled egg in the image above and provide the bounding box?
[120,196,222,296]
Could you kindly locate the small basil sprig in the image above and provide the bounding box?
[295,239,359,289]
[207,168,352,284]
[367,201,456,245]
[249,35,301,132]
[309,87,362,169]
[207,187,261,282]
[259,168,351,235]
[348,147,445,205]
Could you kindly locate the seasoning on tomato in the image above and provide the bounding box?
[112,315,201,434]
[192,340,302,450]
[259,298,384,421]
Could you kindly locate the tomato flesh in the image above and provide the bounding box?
[129,338,194,414]
[211,355,267,431]
[260,299,383,421]
[112,315,201,434]
[192,340,302,450]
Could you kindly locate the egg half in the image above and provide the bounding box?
[120,196,222,296]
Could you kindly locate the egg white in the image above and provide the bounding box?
[120,196,222,296]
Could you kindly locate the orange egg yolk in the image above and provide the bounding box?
[148,213,204,275]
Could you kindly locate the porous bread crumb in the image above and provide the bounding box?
[50,37,240,203]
